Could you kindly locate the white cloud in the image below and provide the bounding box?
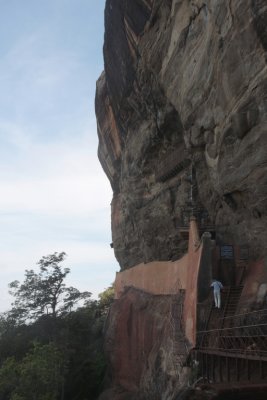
[0,2,117,314]
[0,120,112,216]
[0,176,110,215]
[0,125,117,312]
[0,117,117,313]
[0,241,115,275]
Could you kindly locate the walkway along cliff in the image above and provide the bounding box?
[95,1,267,399]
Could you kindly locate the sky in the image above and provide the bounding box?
[0,0,119,312]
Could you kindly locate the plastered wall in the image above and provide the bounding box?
[114,218,205,346]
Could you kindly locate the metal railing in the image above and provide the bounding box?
[197,308,267,359]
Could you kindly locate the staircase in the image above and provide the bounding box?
[168,292,189,369]
[221,286,243,328]
[199,285,243,337]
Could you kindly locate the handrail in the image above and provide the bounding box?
[198,322,267,334]
[217,307,267,321]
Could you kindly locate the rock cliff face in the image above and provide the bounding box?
[99,288,189,400]
[96,0,267,270]
[95,0,267,399]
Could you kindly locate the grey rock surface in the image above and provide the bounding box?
[96,0,267,269]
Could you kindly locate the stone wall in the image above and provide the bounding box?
[114,219,211,347]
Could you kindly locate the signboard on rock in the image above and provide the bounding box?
[220,245,234,259]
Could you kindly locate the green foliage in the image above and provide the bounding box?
[0,357,20,400]
[0,255,114,400]
[8,252,91,321]
[98,284,115,314]
[0,343,65,400]
[0,306,107,400]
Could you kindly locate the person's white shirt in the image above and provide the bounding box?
[210,280,223,292]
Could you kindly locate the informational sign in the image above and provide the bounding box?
[220,245,234,259]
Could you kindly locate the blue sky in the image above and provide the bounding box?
[0,0,118,312]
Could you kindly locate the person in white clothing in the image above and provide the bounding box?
[210,280,223,308]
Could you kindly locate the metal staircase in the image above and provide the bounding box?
[221,286,243,328]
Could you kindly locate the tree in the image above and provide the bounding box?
[0,357,20,400]
[0,297,108,400]
[98,284,115,315]
[0,343,65,400]
[8,252,91,322]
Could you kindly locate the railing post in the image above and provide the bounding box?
[219,356,223,382]
[247,359,251,380]
[211,354,215,382]
[226,356,230,382]
[260,359,263,380]
[236,357,239,382]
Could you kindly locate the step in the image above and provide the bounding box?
[229,293,242,297]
